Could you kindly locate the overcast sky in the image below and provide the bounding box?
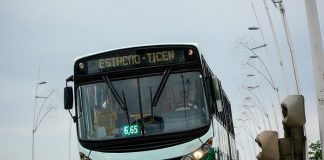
[0,0,323,159]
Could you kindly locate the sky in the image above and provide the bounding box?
[0,0,323,159]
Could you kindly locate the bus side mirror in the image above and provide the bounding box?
[64,87,73,110]
[212,76,223,112]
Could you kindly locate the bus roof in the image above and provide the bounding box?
[74,42,199,63]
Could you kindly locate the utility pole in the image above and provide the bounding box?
[261,0,290,96]
[277,1,301,95]
[304,0,324,158]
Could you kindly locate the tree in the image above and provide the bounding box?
[309,140,322,160]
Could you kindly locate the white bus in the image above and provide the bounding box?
[64,43,236,160]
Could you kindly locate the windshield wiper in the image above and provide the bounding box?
[151,68,171,107]
[103,76,130,125]
[103,76,126,109]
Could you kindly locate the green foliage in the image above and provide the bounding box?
[309,140,322,160]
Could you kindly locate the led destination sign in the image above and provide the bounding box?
[98,50,176,69]
[76,47,198,75]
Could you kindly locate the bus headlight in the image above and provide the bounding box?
[181,138,213,160]
[182,155,194,160]
[193,150,204,159]
[201,144,211,152]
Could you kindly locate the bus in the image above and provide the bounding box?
[64,43,236,160]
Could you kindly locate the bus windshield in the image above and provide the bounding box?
[76,72,209,140]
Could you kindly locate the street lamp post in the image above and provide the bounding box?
[235,127,252,160]
[241,43,282,133]
[243,43,282,106]
[244,85,273,130]
[242,106,263,130]
[32,83,55,160]
[242,112,261,132]
[248,0,290,96]
[238,118,259,137]
[245,73,280,132]
[304,0,324,157]
[241,104,262,128]
[243,104,267,130]
[241,42,275,90]
[32,81,46,160]
[236,121,258,158]
[245,96,273,130]
[236,142,247,160]
[32,67,55,160]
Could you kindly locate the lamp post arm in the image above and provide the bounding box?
[35,89,54,126]
[242,114,261,132]
[35,105,54,131]
[245,62,275,92]
[245,99,272,130]
[243,86,267,113]
[244,108,257,122]
[246,99,265,114]
[247,106,267,130]
[243,108,262,130]
[236,124,254,139]
[240,42,275,87]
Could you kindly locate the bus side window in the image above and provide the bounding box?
[205,77,216,113]
[212,76,223,112]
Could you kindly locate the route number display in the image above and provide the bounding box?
[122,124,141,136]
